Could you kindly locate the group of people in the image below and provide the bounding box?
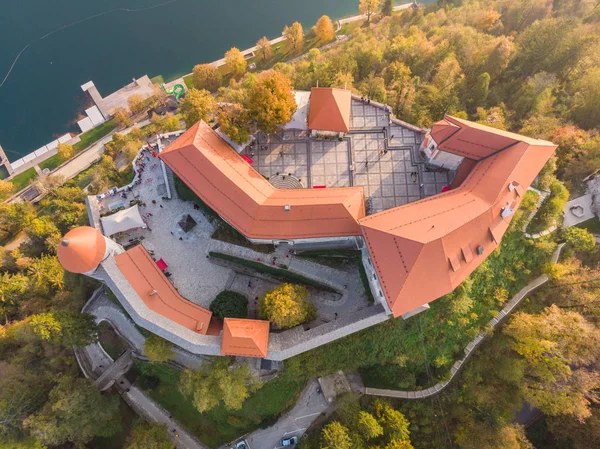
[360,96,372,105]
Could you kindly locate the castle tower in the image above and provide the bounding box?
[57,226,123,280]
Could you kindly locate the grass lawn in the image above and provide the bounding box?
[575,217,600,234]
[133,361,305,448]
[150,74,165,85]
[38,119,116,172]
[98,321,131,360]
[1,167,39,200]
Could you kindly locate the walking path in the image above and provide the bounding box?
[364,243,565,399]
[84,290,206,370]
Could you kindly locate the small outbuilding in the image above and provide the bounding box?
[308,87,352,136]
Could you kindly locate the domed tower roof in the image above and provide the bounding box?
[57,226,107,273]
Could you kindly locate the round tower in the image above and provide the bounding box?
[57,226,123,279]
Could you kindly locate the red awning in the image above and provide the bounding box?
[156,258,168,271]
[313,185,326,189]
[242,155,253,164]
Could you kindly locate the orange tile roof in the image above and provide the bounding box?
[57,226,106,273]
[431,115,554,160]
[159,121,364,240]
[308,87,352,133]
[360,116,557,317]
[221,318,270,358]
[114,245,212,334]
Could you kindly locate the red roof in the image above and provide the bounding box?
[159,121,365,240]
[308,87,352,133]
[221,318,270,358]
[57,226,106,273]
[114,245,212,334]
[359,116,557,317]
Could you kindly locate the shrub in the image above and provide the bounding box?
[209,290,249,319]
[144,334,174,362]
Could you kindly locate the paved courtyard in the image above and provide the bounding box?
[249,99,455,214]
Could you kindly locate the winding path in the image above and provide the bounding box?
[364,243,565,399]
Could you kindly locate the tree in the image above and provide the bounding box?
[259,283,315,329]
[127,94,145,114]
[473,72,490,106]
[56,143,73,161]
[283,22,304,52]
[313,16,335,42]
[24,377,120,446]
[112,107,132,128]
[381,0,393,16]
[247,70,297,134]
[192,64,222,92]
[217,104,253,145]
[178,357,260,413]
[179,88,217,126]
[0,179,13,195]
[359,0,379,23]
[256,36,273,62]
[144,334,174,362]
[504,305,600,420]
[22,217,61,257]
[357,411,383,440]
[374,400,411,441]
[224,47,247,78]
[209,290,248,319]
[28,311,97,347]
[125,423,173,449]
[27,255,64,292]
[321,421,352,449]
[0,202,34,243]
[564,227,596,253]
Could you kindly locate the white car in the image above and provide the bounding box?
[281,436,298,446]
[235,441,248,449]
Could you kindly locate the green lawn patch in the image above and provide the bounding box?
[73,119,116,152]
[38,153,62,171]
[183,74,193,89]
[98,321,130,360]
[9,167,38,192]
[209,251,338,292]
[575,217,600,234]
[133,361,305,448]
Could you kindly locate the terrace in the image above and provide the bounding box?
[249,99,455,214]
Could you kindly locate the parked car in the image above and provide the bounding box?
[281,436,298,446]
[234,441,248,449]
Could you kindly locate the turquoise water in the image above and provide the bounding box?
[0,0,429,159]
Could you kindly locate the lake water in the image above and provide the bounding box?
[0,0,429,160]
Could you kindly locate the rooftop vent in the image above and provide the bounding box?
[284,204,291,211]
[476,245,484,256]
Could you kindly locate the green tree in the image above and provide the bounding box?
[27,255,64,292]
[192,64,222,92]
[357,411,383,440]
[321,421,352,449]
[178,357,260,413]
[144,334,174,362]
[127,94,146,114]
[24,377,120,446]
[313,16,335,42]
[0,202,34,243]
[180,88,217,126]
[283,22,304,52]
[56,143,74,161]
[374,401,411,441]
[505,305,600,421]
[259,283,315,329]
[473,72,490,106]
[359,0,379,23]
[256,36,273,62]
[125,423,173,449]
[224,47,247,78]
[564,227,596,253]
[209,290,248,319]
[247,70,297,134]
[217,104,253,145]
[112,107,132,128]
[381,0,393,16]
[29,311,97,348]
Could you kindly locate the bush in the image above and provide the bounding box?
[209,290,249,319]
[143,334,174,362]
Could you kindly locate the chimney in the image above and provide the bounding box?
[284,204,291,211]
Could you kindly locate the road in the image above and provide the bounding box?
[245,379,329,449]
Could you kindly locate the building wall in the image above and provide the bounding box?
[248,235,361,251]
[421,135,463,170]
